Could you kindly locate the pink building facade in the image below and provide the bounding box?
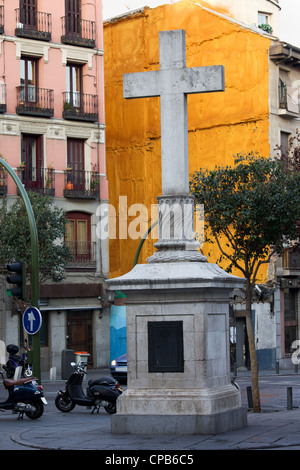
[0,0,109,372]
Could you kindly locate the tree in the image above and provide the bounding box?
[190,153,300,412]
[0,191,71,294]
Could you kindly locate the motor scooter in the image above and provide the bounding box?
[55,361,123,414]
[0,370,47,420]
[3,341,32,378]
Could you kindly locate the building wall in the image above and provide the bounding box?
[0,0,107,200]
[269,58,300,157]
[104,0,271,280]
[197,0,280,36]
[0,0,110,372]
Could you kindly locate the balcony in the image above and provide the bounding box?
[16,87,54,118]
[17,167,55,196]
[64,169,99,199]
[15,8,52,41]
[61,16,95,48]
[65,241,96,269]
[0,83,6,113]
[62,92,98,122]
[0,6,4,34]
[0,166,7,196]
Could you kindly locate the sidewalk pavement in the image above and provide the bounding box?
[10,368,300,451]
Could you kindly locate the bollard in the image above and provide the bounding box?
[50,367,56,381]
[247,386,253,409]
[287,387,293,410]
[276,361,280,374]
[295,364,298,373]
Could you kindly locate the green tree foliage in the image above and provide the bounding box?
[0,191,71,283]
[190,153,300,412]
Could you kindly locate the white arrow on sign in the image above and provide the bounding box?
[27,311,36,332]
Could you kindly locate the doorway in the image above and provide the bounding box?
[67,310,93,366]
[235,317,250,370]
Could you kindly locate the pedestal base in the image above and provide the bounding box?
[111,386,247,435]
[108,260,247,436]
[112,409,247,435]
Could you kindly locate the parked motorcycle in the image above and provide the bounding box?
[3,341,32,379]
[55,361,123,414]
[0,370,47,420]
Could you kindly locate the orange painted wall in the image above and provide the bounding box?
[104,1,271,280]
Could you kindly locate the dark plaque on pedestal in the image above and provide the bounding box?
[148,321,184,373]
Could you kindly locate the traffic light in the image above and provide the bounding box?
[6,261,26,300]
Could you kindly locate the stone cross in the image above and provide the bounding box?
[123,29,225,196]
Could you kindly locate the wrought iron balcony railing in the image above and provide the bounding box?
[62,92,98,122]
[16,86,54,117]
[17,166,55,196]
[0,83,6,113]
[61,16,95,48]
[65,241,96,266]
[64,169,100,199]
[15,8,52,41]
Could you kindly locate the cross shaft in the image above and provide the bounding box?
[123,29,225,195]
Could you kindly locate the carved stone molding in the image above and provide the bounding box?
[148,249,207,263]
[147,194,206,263]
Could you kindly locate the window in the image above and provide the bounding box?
[258,12,270,25]
[65,0,81,37]
[21,134,43,190]
[63,63,98,122]
[62,0,95,48]
[66,63,82,108]
[280,131,291,158]
[66,212,91,262]
[20,57,38,103]
[20,0,37,29]
[67,138,85,190]
[258,11,273,34]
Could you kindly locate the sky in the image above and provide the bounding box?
[102,0,300,47]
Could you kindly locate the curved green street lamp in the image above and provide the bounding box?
[0,157,41,383]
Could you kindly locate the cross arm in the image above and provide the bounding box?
[123,71,160,99]
[182,65,225,94]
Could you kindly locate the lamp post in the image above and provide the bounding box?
[0,157,41,383]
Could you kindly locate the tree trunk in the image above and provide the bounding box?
[245,278,261,412]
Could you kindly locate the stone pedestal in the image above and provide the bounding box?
[108,261,247,435]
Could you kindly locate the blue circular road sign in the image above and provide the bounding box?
[23,307,42,335]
